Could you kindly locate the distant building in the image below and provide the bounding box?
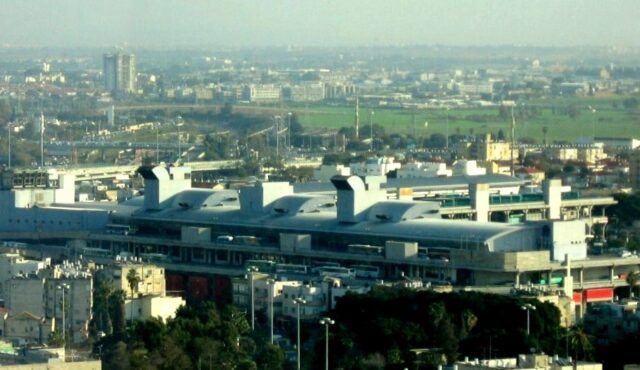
[478,134,517,162]
[243,84,281,103]
[456,354,602,370]
[630,151,640,190]
[451,160,487,176]
[515,167,546,185]
[396,162,452,179]
[289,82,325,102]
[103,52,137,95]
[313,165,351,182]
[350,157,402,177]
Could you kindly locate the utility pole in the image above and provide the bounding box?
[354,92,360,140]
[510,104,516,177]
[40,113,45,167]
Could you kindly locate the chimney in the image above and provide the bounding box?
[138,165,192,210]
[331,175,386,223]
[239,181,293,215]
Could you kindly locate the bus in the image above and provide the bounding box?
[347,244,384,255]
[234,236,261,246]
[351,264,381,279]
[139,253,170,264]
[105,223,137,235]
[275,263,309,275]
[245,259,276,273]
[310,261,341,274]
[82,247,112,259]
[316,266,356,279]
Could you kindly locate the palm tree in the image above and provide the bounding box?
[566,325,593,362]
[126,269,141,321]
[626,271,640,298]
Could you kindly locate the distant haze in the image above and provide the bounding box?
[1,0,638,48]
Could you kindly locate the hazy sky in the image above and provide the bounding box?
[1,0,638,48]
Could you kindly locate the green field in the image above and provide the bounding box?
[293,96,640,143]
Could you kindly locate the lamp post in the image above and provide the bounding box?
[176,116,183,162]
[247,266,258,331]
[7,122,12,169]
[319,317,335,370]
[589,106,597,141]
[287,112,292,153]
[266,278,275,344]
[155,123,160,164]
[369,111,374,152]
[57,283,70,355]
[293,297,307,370]
[445,107,450,150]
[521,303,536,336]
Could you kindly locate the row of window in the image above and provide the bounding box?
[6,218,80,226]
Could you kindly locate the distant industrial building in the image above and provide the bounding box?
[103,52,137,95]
[0,164,627,320]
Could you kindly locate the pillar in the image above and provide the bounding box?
[469,183,490,222]
[543,179,562,220]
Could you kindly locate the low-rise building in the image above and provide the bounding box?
[456,354,602,370]
[350,157,401,177]
[396,162,452,178]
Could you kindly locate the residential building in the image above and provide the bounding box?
[456,354,602,370]
[515,167,546,185]
[103,52,136,95]
[313,165,351,182]
[451,160,487,176]
[396,162,452,178]
[243,84,281,103]
[630,150,640,190]
[124,295,185,322]
[289,82,325,102]
[478,134,517,162]
[350,157,402,176]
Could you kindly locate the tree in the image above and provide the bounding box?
[567,325,593,361]
[254,343,285,370]
[623,97,639,110]
[626,271,640,298]
[542,126,549,145]
[48,331,65,348]
[126,269,141,321]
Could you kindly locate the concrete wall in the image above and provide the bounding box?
[551,220,587,261]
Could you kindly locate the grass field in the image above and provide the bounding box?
[292,96,640,143]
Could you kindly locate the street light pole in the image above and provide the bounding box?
[293,297,307,370]
[247,267,258,331]
[589,106,597,141]
[445,108,450,150]
[287,112,292,153]
[319,317,335,370]
[521,303,536,336]
[266,278,275,344]
[7,123,12,169]
[369,111,374,152]
[57,283,70,356]
[155,123,160,164]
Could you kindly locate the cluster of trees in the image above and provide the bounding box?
[97,301,287,370]
[321,288,569,369]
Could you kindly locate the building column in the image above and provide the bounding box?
[579,269,584,287]
[515,271,521,287]
[610,266,615,283]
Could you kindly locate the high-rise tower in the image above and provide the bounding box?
[103,52,136,95]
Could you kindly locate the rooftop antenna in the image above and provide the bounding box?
[354,91,360,140]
